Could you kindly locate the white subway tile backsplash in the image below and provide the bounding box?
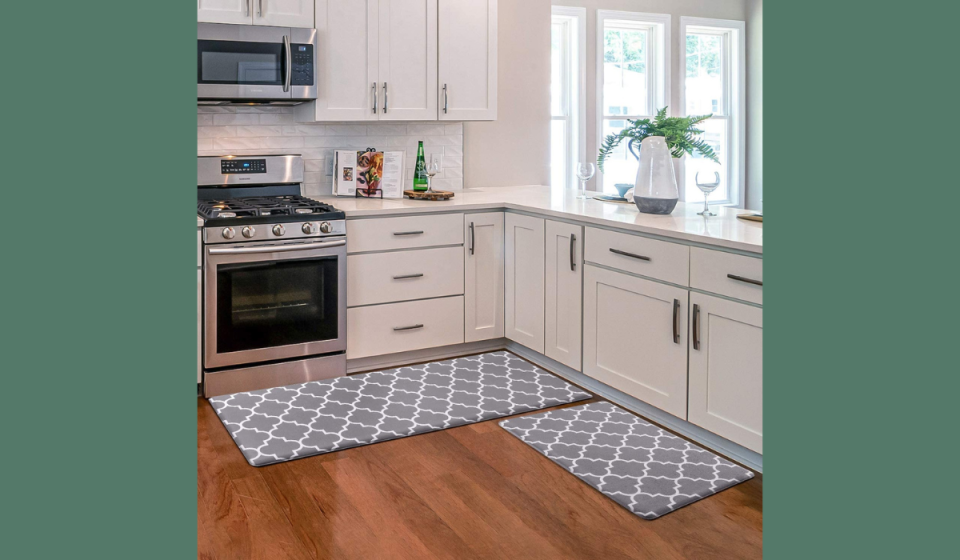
[197,110,465,190]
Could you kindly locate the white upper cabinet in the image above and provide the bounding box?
[544,220,582,371]
[199,0,313,27]
[253,0,315,28]
[583,265,688,419]
[378,0,438,120]
[198,0,253,25]
[505,213,545,353]
[438,0,498,120]
[309,0,380,121]
[688,293,763,453]
[464,212,505,342]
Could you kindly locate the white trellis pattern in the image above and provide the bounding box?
[500,401,754,519]
[209,351,592,466]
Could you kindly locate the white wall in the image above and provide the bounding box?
[745,0,762,210]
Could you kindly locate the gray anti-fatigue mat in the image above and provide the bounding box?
[209,351,592,466]
[499,401,754,519]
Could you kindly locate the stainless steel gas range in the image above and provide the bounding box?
[198,155,346,397]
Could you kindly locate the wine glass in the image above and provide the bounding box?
[426,155,441,193]
[695,171,721,216]
[576,162,596,199]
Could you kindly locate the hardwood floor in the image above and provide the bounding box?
[198,385,762,560]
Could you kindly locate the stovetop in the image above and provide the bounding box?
[198,195,345,226]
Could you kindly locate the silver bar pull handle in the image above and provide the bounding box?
[392,273,424,280]
[382,82,388,113]
[372,82,378,113]
[245,0,250,17]
[393,230,424,236]
[443,84,448,114]
[570,234,576,271]
[258,0,263,18]
[672,299,681,344]
[393,324,424,332]
[208,239,345,255]
[727,274,763,287]
[693,303,701,350]
[609,248,651,262]
[282,35,291,93]
[469,222,475,255]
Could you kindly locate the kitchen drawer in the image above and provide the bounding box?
[347,246,464,307]
[690,247,763,305]
[585,227,689,286]
[347,296,465,359]
[347,213,464,253]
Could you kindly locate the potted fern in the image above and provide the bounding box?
[598,107,719,214]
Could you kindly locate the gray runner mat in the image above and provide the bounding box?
[209,351,592,466]
[499,401,754,519]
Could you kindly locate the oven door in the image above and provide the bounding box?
[204,237,346,369]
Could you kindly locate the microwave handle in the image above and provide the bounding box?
[282,34,291,93]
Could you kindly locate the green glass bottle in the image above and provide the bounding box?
[413,141,428,191]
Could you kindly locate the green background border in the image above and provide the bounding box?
[3,1,957,557]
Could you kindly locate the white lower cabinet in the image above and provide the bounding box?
[688,292,763,453]
[583,264,688,419]
[544,220,583,371]
[464,212,504,342]
[504,213,545,353]
[347,296,464,359]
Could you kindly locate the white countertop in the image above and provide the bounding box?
[313,186,762,254]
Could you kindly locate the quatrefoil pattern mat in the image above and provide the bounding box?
[499,401,754,519]
[209,351,592,466]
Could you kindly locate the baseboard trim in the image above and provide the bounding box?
[506,342,764,473]
[346,338,508,374]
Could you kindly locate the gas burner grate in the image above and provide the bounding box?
[198,196,339,220]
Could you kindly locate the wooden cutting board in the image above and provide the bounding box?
[404,190,455,201]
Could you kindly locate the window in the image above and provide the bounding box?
[596,11,670,194]
[551,7,586,191]
[681,17,745,207]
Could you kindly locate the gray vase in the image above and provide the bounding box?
[633,136,679,214]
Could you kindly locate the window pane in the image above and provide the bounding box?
[551,120,567,189]
[600,119,641,194]
[684,118,728,203]
[603,25,647,116]
[551,23,564,117]
[685,33,723,116]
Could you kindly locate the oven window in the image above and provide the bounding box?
[198,40,284,85]
[216,257,338,354]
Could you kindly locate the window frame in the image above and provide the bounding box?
[551,6,586,192]
[595,10,671,193]
[679,16,746,208]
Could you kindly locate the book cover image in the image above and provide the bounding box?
[356,151,384,197]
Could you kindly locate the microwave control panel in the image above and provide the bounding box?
[291,44,314,86]
[221,159,267,174]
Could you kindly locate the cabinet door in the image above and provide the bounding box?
[438,0,497,120]
[544,220,582,371]
[464,213,504,342]
[378,0,438,120]
[689,293,763,453]
[253,0,314,28]
[198,0,253,25]
[310,0,379,121]
[198,269,203,385]
[504,213,544,353]
[583,265,688,418]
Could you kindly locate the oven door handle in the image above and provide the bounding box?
[207,239,345,255]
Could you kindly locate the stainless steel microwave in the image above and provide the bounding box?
[198,23,317,106]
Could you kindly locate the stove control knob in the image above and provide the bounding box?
[272,224,285,237]
[319,221,333,234]
[242,226,256,239]
[302,222,319,234]
[221,227,236,240]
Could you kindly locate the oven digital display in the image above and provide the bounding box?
[221,159,267,174]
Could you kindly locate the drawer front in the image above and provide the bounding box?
[347,296,465,359]
[690,247,763,305]
[347,246,464,307]
[347,213,464,253]
[585,227,689,286]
